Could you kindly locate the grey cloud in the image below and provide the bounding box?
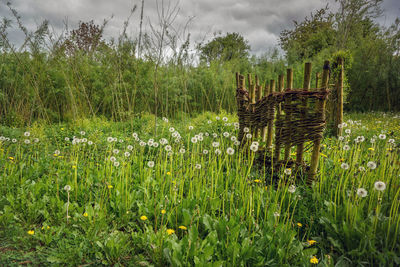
[1,0,399,55]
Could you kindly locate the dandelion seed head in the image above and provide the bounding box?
[357,188,368,197]
[367,161,377,170]
[226,147,235,155]
[341,163,349,170]
[374,181,386,191]
[288,185,296,193]
[147,161,155,168]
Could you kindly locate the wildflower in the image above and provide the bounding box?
[107,137,113,142]
[288,185,296,193]
[188,126,194,130]
[320,153,327,158]
[161,209,166,214]
[379,134,386,140]
[179,148,186,154]
[24,139,30,144]
[12,138,17,143]
[113,162,120,167]
[310,256,318,264]
[231,136,237,142]
[108,184,113,189]
[356,188,368,198]
[167,229,175,235]
[139,141,146,147]
[88,141,93,145]
[83,212,88,217]
[243,127,250,133]
[212,133,218,138]
[207,120,212,124]
[216,116,220,120]
[147,161,155,168]
[340,163,349,170]
[374,181,386,191]
[246,133,252,139]
[212,142,220,148]
[24,131,30,137]
[297,222,302,227]
[191,137,198,143]
[166,172,171,176]
[132,132,138,138]
[215,149,222,155]
[367,161,377,170]
[226,147,235,155]
[124,152,130,157]
[165,145,172,152]
[169,127,175,133]
[178,225,187,230]
[80,131,85,135]
[113,149,120,154]
[223,132,230,137]
[27,230,34,235]
[338,136,344,141]
[64,185,71,191]
[197,135,204,141]
[358,166,366,172]
[307,240,317,245]
[64,137,70,141]
[110,156,116,162]
[368,147,374,151]
[343,145,350,151]
[195,164,201,169]
[222,117,228,122]
[388,139,395,144]
[254,179,261,183]
[234,141,240,146]
[345,129,351,134]
[250,144,258,152]
[140,215,148,221]
[203,149,209,154]
[370,138,376,143]
[273,212,280,218]
[284,168,292,175]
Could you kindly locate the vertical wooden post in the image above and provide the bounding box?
[284,69,293,161]
[237,74,246,142]
[273,74,284,162]
[247,74,253,104]
[336,57,344,136]
[266,79,275,151]
[262,83,270,142]
[255,76,261,138]
[296,62,312,165]
[316,72,320,88]
[308,61,330,183]
[236,72,239,89]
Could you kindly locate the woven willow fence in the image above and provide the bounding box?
[236,61,337,183]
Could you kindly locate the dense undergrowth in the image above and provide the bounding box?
[0,111,399,266]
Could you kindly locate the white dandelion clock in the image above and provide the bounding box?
[24,139,30,144]
[127,145,133,150]
[124,151,130,157]
[191,137,198,143]
[188,126,194,130]
[250,144,258,152]
[114,161,120,167]
[169,127,175,133]
[107,137,113,142]
[12,138,17,143]
[374,181,386,191]
[223,132,230,137]
[356,188,368,198]
[343,145,350,151]
[212,142,220,148]
[64,185,71,192]
[288,185,296,193]
[226,147,235,155]
[80,131,85,135]
[243,127,250,133]
[367,161,377,170]
[215,149,222,155]
[195,164,201,169]
[284,168,292,175]
[24,131,30,137]
[110,156,116,162]
[246,133,252,139]
[132,132,138,138]
[88,141,93,145]
[165,145,172,152]
[179,148,186,154]
[147,161,155,168]
[341,163,349,170]
[113,149,120,154]
[379,134,386,140]
[203,149,209,154]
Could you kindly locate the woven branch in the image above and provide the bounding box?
[237,87,329,155]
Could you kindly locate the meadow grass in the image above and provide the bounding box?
[0,112,399,266]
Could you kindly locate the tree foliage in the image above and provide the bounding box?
[199,32,250,63]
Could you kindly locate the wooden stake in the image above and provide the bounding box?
[296,62,312,165]
[284,68,293,161]
[336,57,344,136]
[274,74,284,162]
[262,83,270,142]
[308,61,330,183]
[316,72,320,88]
[266,80,275,151]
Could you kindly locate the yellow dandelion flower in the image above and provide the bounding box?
[178,225,187,230]
[8,156,14,160]
[297,222,302,227]
[368,147,374,151]
[108,184,113,189]
[72,165,77,169]
[307,240,317,245]
[140,215,148,221]
[167,171,171,175]
[53,154,58,157]
[254,179,261,183]
[83,212,88,217]
[161,209,166,214]
[310,256,318,264]
[338,158,345,162]
[320,153,327,158]
[27,230,34,235]
[264,186,268,191]
[61,128,64,130]
[166,229,175,235]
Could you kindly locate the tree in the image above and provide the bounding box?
[63,20,107,56]
[198,32,250,63]
[279,6,336,63]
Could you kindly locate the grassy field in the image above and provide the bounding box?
[0,112,399,266]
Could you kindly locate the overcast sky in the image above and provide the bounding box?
[1,0,399,55]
